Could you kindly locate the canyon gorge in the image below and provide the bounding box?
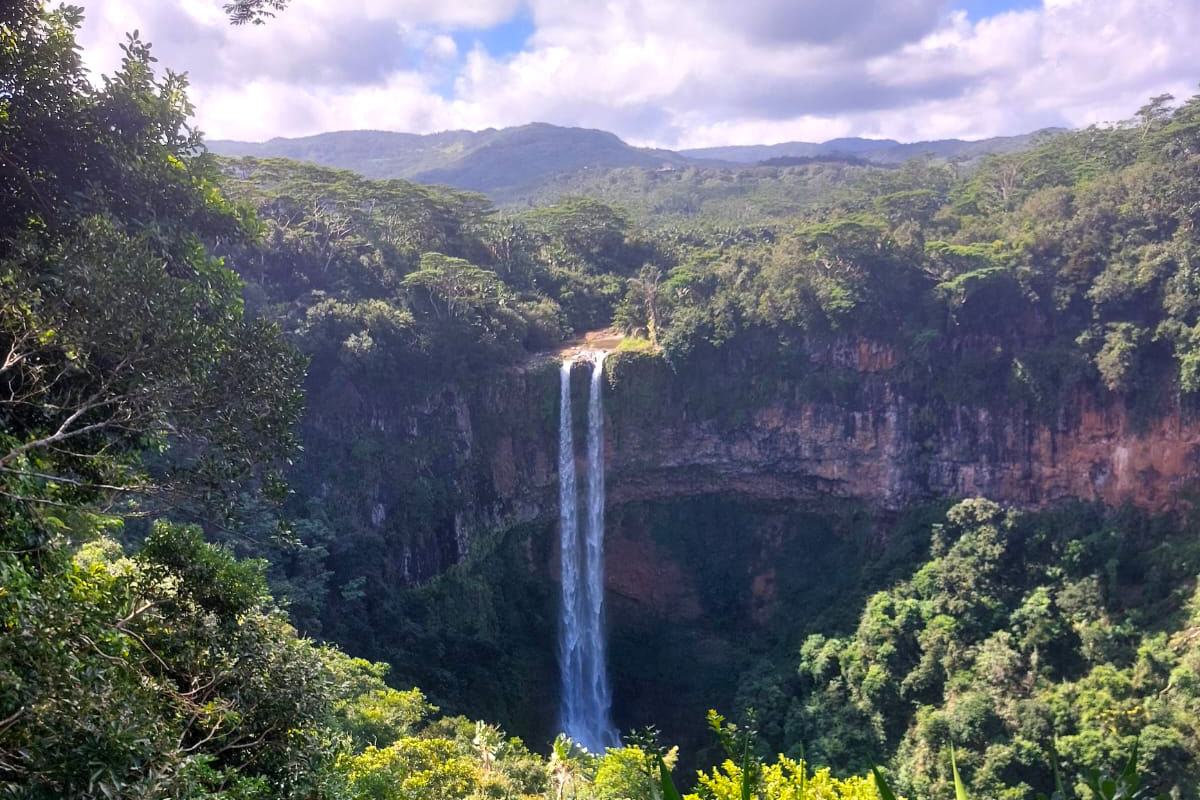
[292,333,1200,761]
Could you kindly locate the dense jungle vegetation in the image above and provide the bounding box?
[4,2,1200,798]
[216,84,1200,419]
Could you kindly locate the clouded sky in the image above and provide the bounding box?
[74,0,1197,148]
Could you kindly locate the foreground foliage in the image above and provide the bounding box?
[735,499,1200,799]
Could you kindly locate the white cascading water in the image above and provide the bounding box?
[558,351,618,752]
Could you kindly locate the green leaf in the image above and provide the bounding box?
[797,742,806,799]
[658,755,683,800]
[740,731,753,800]
[1120,741,1140,789]
[872,767,899,800]
[1051,737,1066,800]
[950,744,969,800]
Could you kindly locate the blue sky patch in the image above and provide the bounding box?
[954,0,1041,22]
[453,9,535,60]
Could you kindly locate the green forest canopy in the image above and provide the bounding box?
[4,2,1200,798]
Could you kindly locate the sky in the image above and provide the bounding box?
[73,0,1197,149]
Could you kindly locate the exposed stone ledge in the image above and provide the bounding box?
[299,339,1200,586]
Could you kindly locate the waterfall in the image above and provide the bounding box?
[558,352,618,752]
[557,359,582,740]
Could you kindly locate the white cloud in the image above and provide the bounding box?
[425,34,458,64]
[73,0,1199,148]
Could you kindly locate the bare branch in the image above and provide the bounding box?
[0,489,91,509]
[113,625,170,673]
[0,706,25,736]
[115,600,159,630]
[0,466,158,493]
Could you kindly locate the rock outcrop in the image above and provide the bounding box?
[608,366,1200,513]
[300,341,1200,588]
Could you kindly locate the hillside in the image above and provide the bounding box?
[516,161,874,224]
[210,123,699,203]
[208,123,1059,208]
[680,129,1065,164]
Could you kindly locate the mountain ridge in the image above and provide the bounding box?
[679,128,1065,163]
[208,122,1064,204]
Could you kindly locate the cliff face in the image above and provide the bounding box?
[299,340,1200,591]
[606,352,1200,514]
[294,339,1200,749]
[297,360,561,588]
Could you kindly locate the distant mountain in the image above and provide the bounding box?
[209,123,1066,206]
[679,138,899,163]
[210,129,482,177]
[210,123,702,203]
[869,130,1068,164]
[681,130,1065,165]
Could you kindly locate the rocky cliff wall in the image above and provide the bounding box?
[292,339,1200,748]
[605,349,1200,513]
[299,340,1200,590]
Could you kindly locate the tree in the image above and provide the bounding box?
[0,522,357,798]
[525,198,634,274]
[593,744,678,800]
[224,0,289,24]
[548,735,596,800]
[0,10,328,792]
[618,264,664,344]
[1136,93,1175,140]
[401,253,507,322]
[0,4,304,523]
